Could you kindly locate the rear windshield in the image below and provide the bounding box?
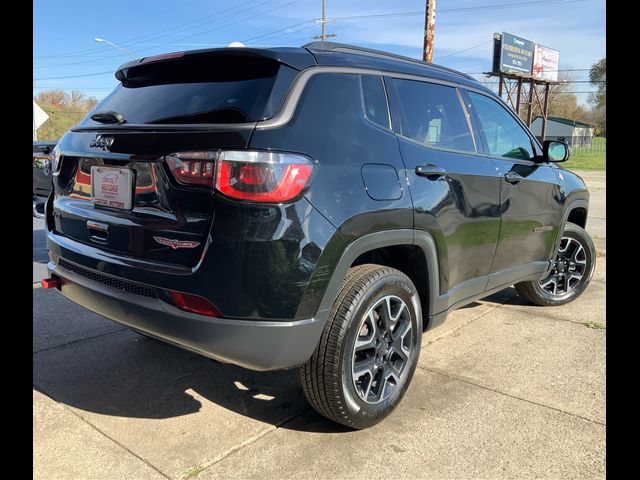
[79,55,296,125]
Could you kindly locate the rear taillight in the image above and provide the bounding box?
[165,151,216,186]
[164,150,315,203]
[216,151,314,202]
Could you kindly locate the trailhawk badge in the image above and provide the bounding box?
[153,236,201,250]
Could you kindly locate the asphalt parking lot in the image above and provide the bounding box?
[33,170,606,480]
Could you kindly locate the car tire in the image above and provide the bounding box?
[515,222,596,306]
[300,263,422,429]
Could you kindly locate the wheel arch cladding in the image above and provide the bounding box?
[309,230,440,327]
[567,206,588,229]
[350,244,429,328]
[552,198,589,259]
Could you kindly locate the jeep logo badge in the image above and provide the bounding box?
[89,135,115,150]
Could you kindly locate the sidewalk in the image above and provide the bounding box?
[34,264,605,480]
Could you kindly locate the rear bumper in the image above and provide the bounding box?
[47,260,328,371]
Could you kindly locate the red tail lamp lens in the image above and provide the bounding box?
[164,150,315,202]
[215,151,314,203]
[168,291,221,317]
[238,164,274,185]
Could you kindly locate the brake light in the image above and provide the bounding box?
[168,291,221,317]
[216,150,314,202]
[165,150,315,202]
[141,51,185,63]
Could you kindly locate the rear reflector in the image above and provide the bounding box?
[168,291,221,317]
[41,277,61,289]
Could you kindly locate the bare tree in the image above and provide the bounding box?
[69,90,86,108]
[529,73,586,121]
[35,89,68,108]
[85,96,99,111]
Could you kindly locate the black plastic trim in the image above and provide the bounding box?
[49,261,329,371]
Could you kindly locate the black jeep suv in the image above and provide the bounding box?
[44,42,595,429]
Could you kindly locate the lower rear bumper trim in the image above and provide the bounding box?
[48,261,328,371]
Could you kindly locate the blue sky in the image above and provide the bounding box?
[34,0,606,106]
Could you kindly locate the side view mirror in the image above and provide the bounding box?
[543,140,570,163]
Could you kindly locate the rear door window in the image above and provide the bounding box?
[79,56,297,125]
[360,75,390,129]
[390,78,475,152]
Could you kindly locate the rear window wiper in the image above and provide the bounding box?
[91,110,128,125]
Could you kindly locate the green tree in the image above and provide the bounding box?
[589,58,606,110]
[588,58,605,136]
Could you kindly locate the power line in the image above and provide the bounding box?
[35,0,281,67]
[478,80,605,84]
[35,70,115,81]
[465,68,592,75]
[159,0,302,45]
[439,0,586,13]
[437,40,493,60]
[241,20,316,43]
[35,0,272,60]
[326,0,587,21]
[36,0,589,66]
[34,86,115,90]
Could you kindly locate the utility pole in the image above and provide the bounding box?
[321,0,326,41]
[313,0,336,42]
[422,0,436,62]
[33,79,37,141]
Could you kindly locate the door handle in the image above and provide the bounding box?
[504,171,524,184]
[415,164,447,179]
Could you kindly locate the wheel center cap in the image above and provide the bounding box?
[377,342,390,358]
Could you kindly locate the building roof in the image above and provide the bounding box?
[533,116,594,129]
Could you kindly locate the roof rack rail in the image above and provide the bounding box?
[303,41,476,82]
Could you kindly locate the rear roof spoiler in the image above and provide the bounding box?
[115,46,317,82]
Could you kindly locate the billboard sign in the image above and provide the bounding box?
[533,44,560,81]
[499,32,534,74]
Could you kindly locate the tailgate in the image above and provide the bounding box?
[51,128,252,268]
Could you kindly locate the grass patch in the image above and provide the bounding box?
[563,153,606,171]
[563,137,606,171]
[183,465,208,479]
[584,321,605,329]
